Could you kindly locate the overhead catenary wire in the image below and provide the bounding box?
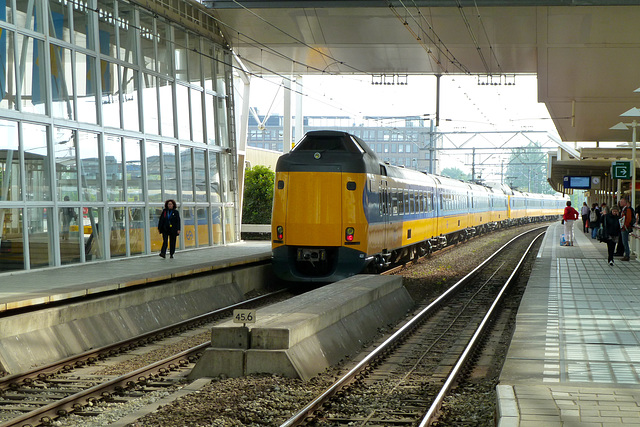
[389,0,471,75]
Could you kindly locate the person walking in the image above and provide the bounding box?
[619,197,634,261]
[601,206,621,266]
[562,201,580,246]
[580,202,590,233]
[589,203,601,239]
[158,199,181,259]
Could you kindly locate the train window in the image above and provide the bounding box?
[346,182,356,191]
[409,192,414,214]
[277,180,284,189]
[380,165,387,176]
[404,191,409,214]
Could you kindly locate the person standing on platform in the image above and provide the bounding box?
[158,199,181,259]
[562,201,580,246]
[580,202,590,233]
[61,196,77,240]
[619,197,634,261]
[589,203,601,239]
[601,206,621,266]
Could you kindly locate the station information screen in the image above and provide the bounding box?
[563,176,591,189]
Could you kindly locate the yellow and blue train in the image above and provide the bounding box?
[271,131,566,282]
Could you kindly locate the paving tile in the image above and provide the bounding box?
[498,222,640,426]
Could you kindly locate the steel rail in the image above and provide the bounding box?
[0,343,211,427]
[280,226,546,427]
[418,230,544,426]
[0,290,284,391]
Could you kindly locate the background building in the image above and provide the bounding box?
[0,0,239,272]
[247,115,439,173]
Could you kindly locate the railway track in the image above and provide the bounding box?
[0,290,289,427]
[281,227,545,426]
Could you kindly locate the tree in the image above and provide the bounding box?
[242,165,275,224]
[440,167,471,181]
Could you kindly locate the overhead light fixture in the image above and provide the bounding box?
[372,74,383,85]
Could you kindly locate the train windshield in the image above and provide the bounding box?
[293,133,365,154]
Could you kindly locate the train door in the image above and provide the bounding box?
[380,165,390,251]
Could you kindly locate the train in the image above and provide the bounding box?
[271,130,567,282]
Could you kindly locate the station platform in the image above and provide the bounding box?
[0,241,272,313]
[498,221,640,426]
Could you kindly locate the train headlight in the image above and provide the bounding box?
[345,227,355,242]
[277,226,284,240]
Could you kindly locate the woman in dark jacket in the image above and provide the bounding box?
[601,206,621,266]
[157,199,181,258]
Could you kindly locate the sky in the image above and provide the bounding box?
[242,74,560,180]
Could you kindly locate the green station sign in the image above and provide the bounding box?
[612,161,632,179]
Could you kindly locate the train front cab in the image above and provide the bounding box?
[271,132,373,282]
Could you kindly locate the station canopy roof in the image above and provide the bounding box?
[204,0,640,191]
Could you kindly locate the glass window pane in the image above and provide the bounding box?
[0,208,23,272]
[98,0,117,60]
[180,146,193,202]
[17,34,46,114]
[205,93,216,145]
[188,35,201,85]
[149,205,162,252]
[174,28,187,82]
[211,206,222,245]
[23,123,50,201]
[76,52,97,124]
[0,119,20,201]
[51,45,74,120]
[129,207,145,255]
[110,206,126,258]
[176,84,189,140]
[203,42,214,92]
[194,150,206,202]
[118,3,137,65]
[182,206,195,249]
[102,61,120,128]
[142,74,158,134]
[156,18,172,76]
[139,10,156,71]
[196,207,209,247]
[209,151,221,203]
[85,207,105,262]
[224,206,236,243]
[73,1,93,49]
[16,0,39,32]
[125,138,143,202]
[79,131,102,202]
[162,143,177,201]
[191,88,203,143]
[0,29,16,111]
[60,206,81,265]
[216,96,229,148]
[146,141,161,202]
[159,78,174,137]
[49,1,72,44]
[215,47,226,96]
[105,135,123,201]
[1,0,12,24]
[121,67,139,131]
[27,207,52,269]
[221,153,235,204]
[54,127,77,201]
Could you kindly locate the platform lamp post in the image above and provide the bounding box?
[610,106,640,207]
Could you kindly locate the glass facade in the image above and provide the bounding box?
[0,1,238,272]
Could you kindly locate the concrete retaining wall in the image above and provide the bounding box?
[0,264,273,375]
[189,275,414,381]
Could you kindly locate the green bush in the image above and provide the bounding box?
[242,165,275,224]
